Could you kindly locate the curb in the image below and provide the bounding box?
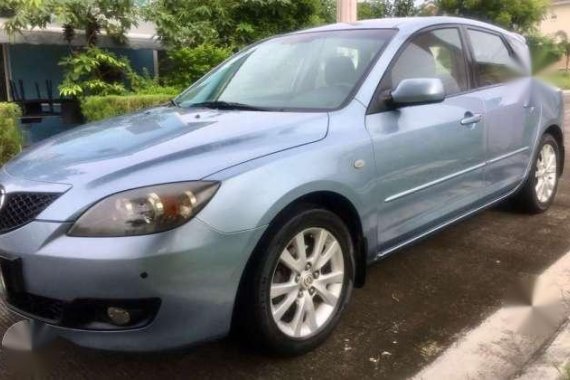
[412,251,570,380]
[516,320,570,379]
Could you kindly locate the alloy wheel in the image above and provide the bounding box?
[535,143,558,204]
[270,228,345,338]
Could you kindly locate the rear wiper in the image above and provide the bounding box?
[188,101,267,111]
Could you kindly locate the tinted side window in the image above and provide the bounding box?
[383,28,469,96]
[467,29,524,87]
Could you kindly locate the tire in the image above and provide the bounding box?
[512,133,561,214]
[236,206,354,356]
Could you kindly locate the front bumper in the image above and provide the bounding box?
[0,218,265,351]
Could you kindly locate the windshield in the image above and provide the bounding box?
[175,29,396,111]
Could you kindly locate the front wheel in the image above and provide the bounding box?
[237,207,354,355]
[512,133,561,213]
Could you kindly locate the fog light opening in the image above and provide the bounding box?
[106,307,131,326]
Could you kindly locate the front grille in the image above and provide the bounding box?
[0,192,60,234]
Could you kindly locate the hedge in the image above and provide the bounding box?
[81,94,174,122]
[541,71,570,90]
[0,103,23,165]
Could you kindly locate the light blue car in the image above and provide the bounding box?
[0,17,565,355]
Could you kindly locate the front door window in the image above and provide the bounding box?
[384,28,469,97]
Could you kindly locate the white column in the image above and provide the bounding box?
[337,0,358,23]
[152,50,159,79]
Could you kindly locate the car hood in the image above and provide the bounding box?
[5,106,329,190]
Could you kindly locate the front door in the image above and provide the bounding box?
[365,27,486,251]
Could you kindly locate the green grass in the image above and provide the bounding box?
[540,71,570,90]
[563,362,570,380]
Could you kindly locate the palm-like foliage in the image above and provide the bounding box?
[2,0,141,97]
[3,0,138,47]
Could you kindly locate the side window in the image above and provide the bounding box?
[382,28,469,96]
[467,29,524,87]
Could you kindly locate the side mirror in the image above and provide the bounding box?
[390,78,445,107]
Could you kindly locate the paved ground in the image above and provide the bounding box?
[1,95,570,379]
[517,321,570,380]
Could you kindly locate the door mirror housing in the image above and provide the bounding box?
[390,78,445,107]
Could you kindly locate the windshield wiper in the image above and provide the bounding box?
[188,101,267,111]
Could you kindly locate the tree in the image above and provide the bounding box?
[231,0,323,46]
[160,45,232,89]
[58,48,141,96]
[3,0,142,96]
[146,0,325,49]
[144,0,232,49]
[358,0,390,19]
[3,0,138,47]
[393,0,415,17]
[144,0,328,89]
[435,0,549,33]
[319,0,337,24]
[555,31,570,71]
[358,0,416,20]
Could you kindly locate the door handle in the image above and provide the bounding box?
[460,113,482,126]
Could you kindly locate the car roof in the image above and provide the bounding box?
[299,16,525,43]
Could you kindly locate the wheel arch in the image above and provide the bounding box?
[544,124,565,175]
[276,191,368,288]
[231,190,369,330]
[252,190,367,287]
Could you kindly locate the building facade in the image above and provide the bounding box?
[0,20,160,103]
[540,0,570,36]
[0,20,160,144]
[540,0,570,70]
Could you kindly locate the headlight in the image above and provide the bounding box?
[68,182,220,237]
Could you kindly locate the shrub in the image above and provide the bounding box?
[130,71,182,96]
[59,48,147,97]
[0,103,23,165]
[527,34,564,74]
[160,45,232,90]
[81,95,173,122]
[540,71,570,90]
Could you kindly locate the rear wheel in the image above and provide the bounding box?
[237,207,354,355]
[512,133,560,213]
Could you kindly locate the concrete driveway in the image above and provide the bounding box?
[1,95,570,380]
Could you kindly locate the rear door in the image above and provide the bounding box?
[365,27,486,249]
[464,28,536,196]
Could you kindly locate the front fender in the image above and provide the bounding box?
[197,124,377,239]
